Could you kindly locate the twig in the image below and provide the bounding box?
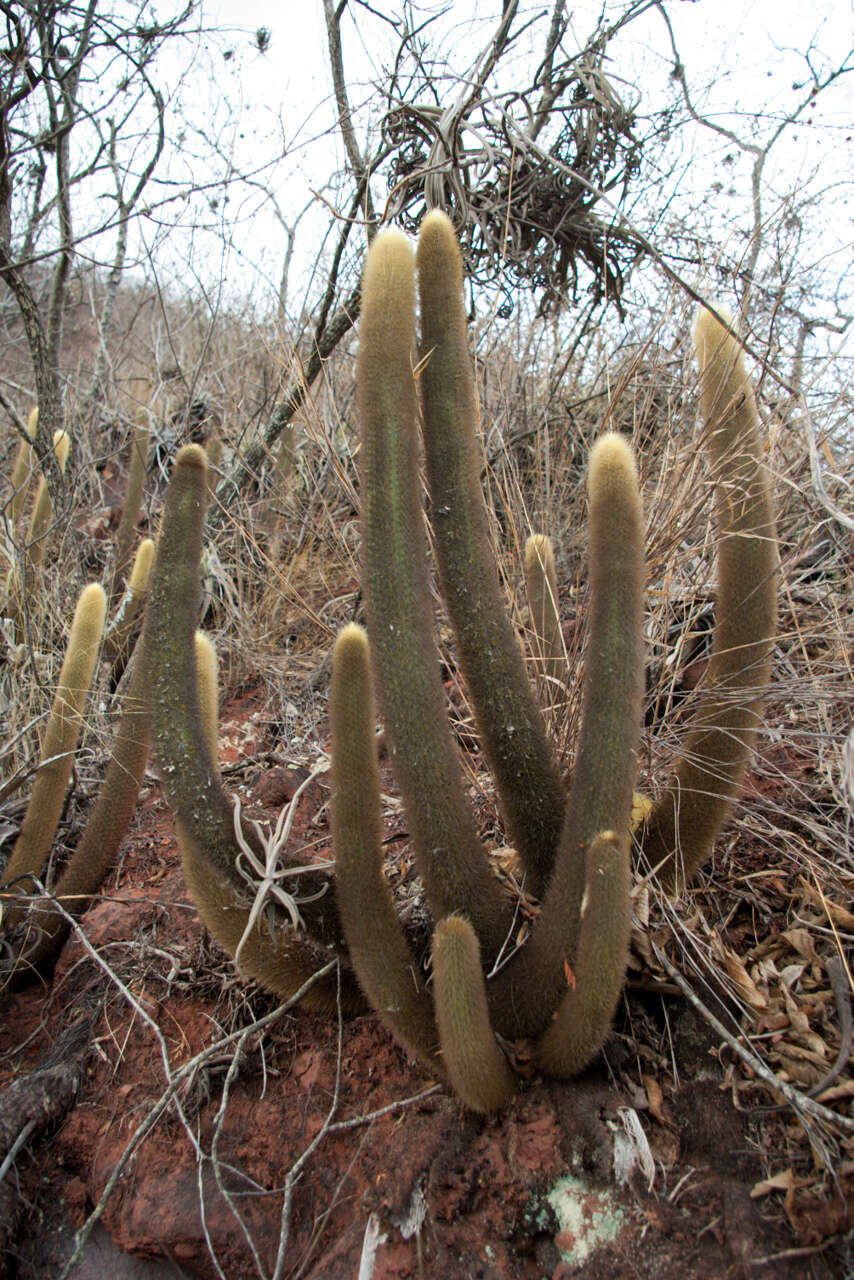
[58,946,337,1280]
[272,961,344,1280]
[0,1118,35,1183]
[326,1084,444,1134]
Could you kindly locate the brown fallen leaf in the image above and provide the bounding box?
[643,1073,668,1125]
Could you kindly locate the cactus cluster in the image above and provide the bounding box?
[138,213,776,1113]
[333,212,777,1108]
[1,414,156,986]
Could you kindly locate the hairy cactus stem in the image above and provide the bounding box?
[416,210,566,896]
[358,228,513,963]
[433,915,515,1113]
[11,640,151,983]
[331,623,440,1068]
[490,432,645,1039]
[641,306,778,893]
[1,582,107,927]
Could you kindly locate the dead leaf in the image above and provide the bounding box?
[782,928,819,965]
[798,877,854,930]
[716,939,768,1010]
[643,1074,667,1125]
[563,958,576,990]
[751,1168,796,1199]
[781,983,810,1035]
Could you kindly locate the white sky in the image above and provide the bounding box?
[177,0,852,323]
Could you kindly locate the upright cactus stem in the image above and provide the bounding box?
[489,431,645,1039]
[358,228,513,962]
[110,415,150,608]
[642,306,778,892]
[26,428,70,575]
[524,534,564,711]
[536,830,631,1077]
[1,583,106,920]
[416,210,566,896]
[433,916,514,1113]
[13,641,151,981]
[8,406,38,530]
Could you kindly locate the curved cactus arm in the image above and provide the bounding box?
[433,915,515,1113]
[14,641,151,981]
[190,630,363,1013]
[524,534,564,711]
[535,831,631,1077]
[178,827,361,1015]
[2,582,106,925]
[416,211,566,896]
[331,624,440,1067]
[641,306,778,893]
[358,228,512,963]
[143,445,356,1011]
[490,434,645,1038]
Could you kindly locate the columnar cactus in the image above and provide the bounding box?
[7,406,38,531]
[109,414,150,609]
[1,581,154,984]
[524,534,564,710]
[2,583,107,920]
[327,212,777,1109]
[137,218,777,1114]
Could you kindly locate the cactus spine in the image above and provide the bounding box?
[642,307,778,891]
[2,583,106,919]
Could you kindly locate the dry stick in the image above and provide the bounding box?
[0,1120,36,1184]
[208,1028,269,1280]
[326,1085,443,1134]
[653,943,854,1137]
